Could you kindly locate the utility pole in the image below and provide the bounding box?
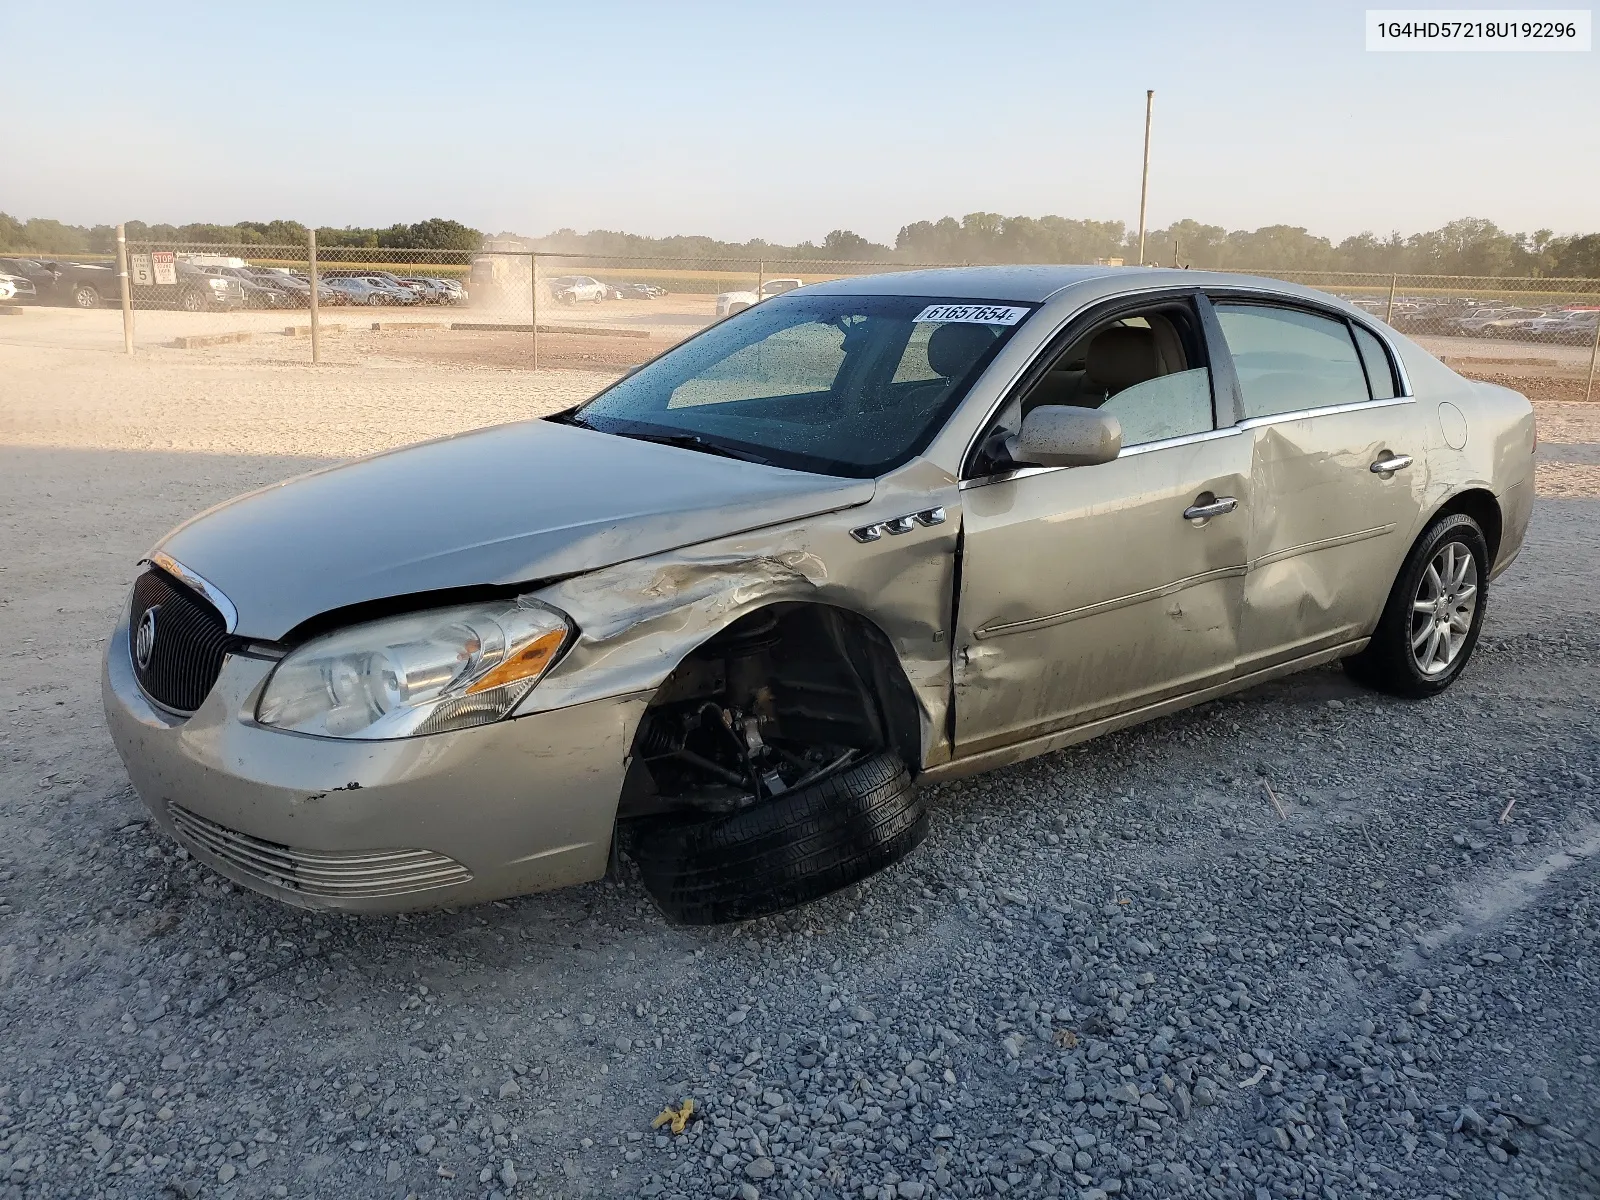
[1137,89,1154,266]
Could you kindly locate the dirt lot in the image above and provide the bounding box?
[0,330,1597,1200]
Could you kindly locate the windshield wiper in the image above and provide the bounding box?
[609,430,773,466]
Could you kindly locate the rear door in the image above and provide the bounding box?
[1210,298,1426,673]
[953,296,1251,756]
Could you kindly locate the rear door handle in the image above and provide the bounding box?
[1183,495,1238,521]
[1370,453,1413,474]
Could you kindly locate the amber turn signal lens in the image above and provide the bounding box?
[465,627,566,695]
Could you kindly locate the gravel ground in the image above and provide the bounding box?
[1,342,1597,1200]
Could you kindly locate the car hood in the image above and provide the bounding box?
[155,419,873,640]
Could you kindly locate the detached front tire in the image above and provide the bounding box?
[1345,512,1489,698]
[627,751,925,925]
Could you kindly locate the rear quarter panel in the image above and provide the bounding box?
[1393,334,1535,574]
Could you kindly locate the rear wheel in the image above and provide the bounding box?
[628,751,924,925]
[71,284,101,309]
[1345,512,1488,698]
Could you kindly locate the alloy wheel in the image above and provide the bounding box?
[1410,540,1478,675]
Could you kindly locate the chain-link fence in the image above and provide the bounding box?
[9,232,1600,374]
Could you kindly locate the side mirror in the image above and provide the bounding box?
[1016,405,1122,468]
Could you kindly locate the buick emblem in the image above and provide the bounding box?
[135,605,160,671]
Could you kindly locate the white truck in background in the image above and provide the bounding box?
[715,277,804,319]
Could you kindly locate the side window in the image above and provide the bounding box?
[1214,303,1371,418]
[1351,324,1398,400]
[1017,307,1215,447]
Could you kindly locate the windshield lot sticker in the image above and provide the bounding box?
[913,304,1029,325]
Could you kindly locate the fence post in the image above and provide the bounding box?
[757,259,765,301]
[307,229,321,364]
[115,223,134,355]
[530,252,539,370]
[1384,274,1398,324]
[1586,311,1600,405]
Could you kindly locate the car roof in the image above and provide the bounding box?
[799,264,1366,309]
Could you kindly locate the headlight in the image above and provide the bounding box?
[208,278,228,290]
[256,598,571,740]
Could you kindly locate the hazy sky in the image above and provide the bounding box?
[4,1,1596,244]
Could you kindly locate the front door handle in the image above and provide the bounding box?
[1183,495,1238,522]
[1370,452,1413,475]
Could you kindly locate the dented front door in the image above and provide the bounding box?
[952,432,1252,757]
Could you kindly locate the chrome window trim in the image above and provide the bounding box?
[146,551,240,633]
[958,395,1414,491]
[1233,394,1416,431]
[954,281,1416,487]
[1203,286,1415,399]
[959,425,1244,490]
[954,284,1209,479]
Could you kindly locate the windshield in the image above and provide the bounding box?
[571,294,1033,477]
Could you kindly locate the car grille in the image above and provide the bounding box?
[130,567,233,713]
[167,803,472,899]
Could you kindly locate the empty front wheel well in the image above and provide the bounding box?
[1431,488,1502,565]
[618,602,921,818]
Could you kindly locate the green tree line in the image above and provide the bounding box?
[6,209,1598,277]
[527,213,1598,277]
[0,215,482,255]
[893,214,1600,278]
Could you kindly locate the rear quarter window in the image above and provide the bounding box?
[1351,324,1398,400]
[1214,303,1371,418]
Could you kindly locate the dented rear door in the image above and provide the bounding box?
[1209,298,1427,673]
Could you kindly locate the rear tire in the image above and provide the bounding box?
[1344,512,1489,698]
[71,284,101,309]
[627,751,925,925]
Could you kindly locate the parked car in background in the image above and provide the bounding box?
[715,278,804,318]
[357,274,421,304]
[0,272,37,303]
[609,281,667,300]
[1449,307,1543,336]
[0,256,122,308]
[1542,310,1600,344]
[323,268,417,294]
[173,263,246,312]
[396,277,465,304]
[550,275,608,304]
[1391,299,1483,336]
[252,268,337,307]
[102,266,1535,920]
[1480,312,1555,339]
[191,265,294,309]
[322,276,414,306]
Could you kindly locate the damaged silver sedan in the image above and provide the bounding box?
[103,267,1536,921]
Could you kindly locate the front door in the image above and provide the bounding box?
[1210,300,1428,671]
[952,299,1250,758]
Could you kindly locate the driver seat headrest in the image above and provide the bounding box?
[1086,325,1161,394]
[926,322,998,379]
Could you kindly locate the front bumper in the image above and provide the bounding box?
[102,619,647,913]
